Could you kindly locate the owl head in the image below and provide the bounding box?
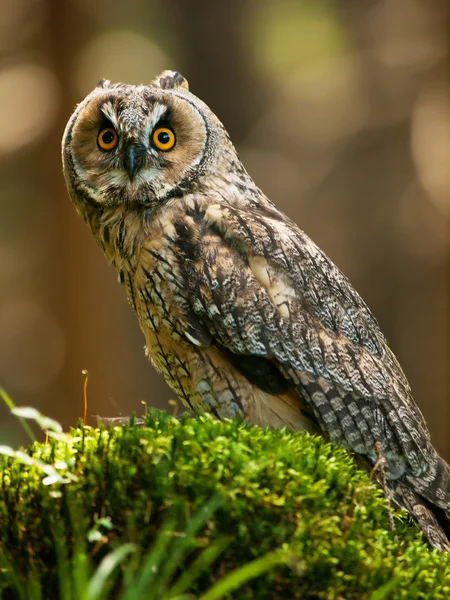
[62,71,237,212]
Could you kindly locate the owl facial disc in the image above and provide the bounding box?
[62,72,217,208]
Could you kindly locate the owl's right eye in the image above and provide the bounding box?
[97,128,118,151]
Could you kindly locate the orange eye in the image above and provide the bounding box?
[97,128,118,151]
[152,127,176,151]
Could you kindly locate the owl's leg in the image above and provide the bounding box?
[370,441,396,534]
[189,347,248,420]
[370,441,387,479]
[189,346,318,432]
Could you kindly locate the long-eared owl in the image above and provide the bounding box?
[62,70,450,550]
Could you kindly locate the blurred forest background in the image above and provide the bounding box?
[0,0,449,457]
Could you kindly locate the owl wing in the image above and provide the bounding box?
[151,200,435,479]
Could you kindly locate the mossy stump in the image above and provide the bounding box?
[1,412,450,599]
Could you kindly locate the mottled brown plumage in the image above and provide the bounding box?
[62,70,450,550]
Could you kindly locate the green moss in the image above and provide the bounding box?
[1,412,450,599]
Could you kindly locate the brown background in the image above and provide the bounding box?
[0,0,448,458]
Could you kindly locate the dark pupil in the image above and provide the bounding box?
[158,131,170,144]
[102,131,114,144]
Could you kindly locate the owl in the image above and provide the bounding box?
[62,70,450,550]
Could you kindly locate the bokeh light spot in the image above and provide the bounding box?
[0,64,60,156]
[412,82,450,217]
[251,2,351,75]
[74,30,170,95]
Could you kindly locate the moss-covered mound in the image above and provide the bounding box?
[1,412,450,599]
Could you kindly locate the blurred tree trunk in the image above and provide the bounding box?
[159,0,271,143]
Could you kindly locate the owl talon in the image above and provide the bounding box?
[370,442,396,535]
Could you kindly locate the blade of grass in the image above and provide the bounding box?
[88,543,137,600]
[53,518,73,600]
[0,550,27,600]
[197,550,288,600]
[71,548,90,600]
[67,499,91,600]
[0,388,36,442]
[165,535,232,599]
[121,519,177,600]
[24,576,44,600]
[11,406,62,433]
[150,494,225,597]
[369,577,402,600]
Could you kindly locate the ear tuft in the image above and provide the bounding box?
[152,70,189,91]
[97,78,111,89]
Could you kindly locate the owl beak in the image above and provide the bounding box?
[124,144,144,182]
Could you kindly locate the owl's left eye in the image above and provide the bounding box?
[152,127,176,151]
[97,128,118,151]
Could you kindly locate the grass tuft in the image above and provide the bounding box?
[1,410,450,598]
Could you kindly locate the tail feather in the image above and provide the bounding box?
[405,455,450,512]
[390,479,450,551]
